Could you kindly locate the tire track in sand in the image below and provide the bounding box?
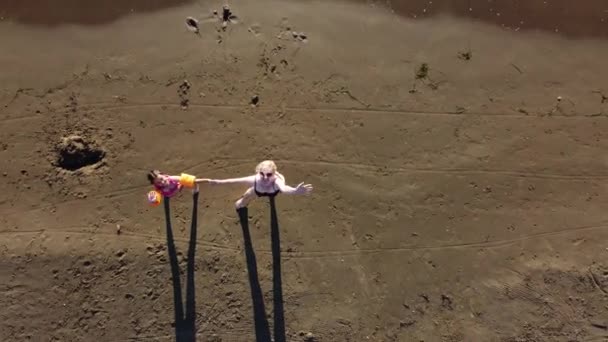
[1,221,606,258]
[2,100,606,124]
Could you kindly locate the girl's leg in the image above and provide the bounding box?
[235,187,256,209]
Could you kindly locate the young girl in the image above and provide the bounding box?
[205,160,313,209]
[147,170,206,198]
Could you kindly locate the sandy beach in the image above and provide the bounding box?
[1,0,608,341]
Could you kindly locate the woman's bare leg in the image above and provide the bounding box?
[235,187,256,209]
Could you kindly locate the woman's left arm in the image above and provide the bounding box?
[275,176,295,194]
[275,175,313,195]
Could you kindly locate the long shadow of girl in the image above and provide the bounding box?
[163,192,198,342]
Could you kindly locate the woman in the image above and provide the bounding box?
[206,160,313,208]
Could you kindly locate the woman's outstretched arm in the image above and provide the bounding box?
[206,175,256,186]
[275,176,313,195]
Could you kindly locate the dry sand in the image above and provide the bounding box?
[1,0,608,341]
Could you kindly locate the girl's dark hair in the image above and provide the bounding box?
[147,170,160,184]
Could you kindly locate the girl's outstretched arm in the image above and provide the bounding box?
[167,175,209,184]
[164,174,235,185]
[207,175,256,186]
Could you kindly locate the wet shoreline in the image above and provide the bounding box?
[0,0,194,26]
[0,0,606,40]
[371,0,608,39]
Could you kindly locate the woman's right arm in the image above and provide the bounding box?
[208,175,256,186]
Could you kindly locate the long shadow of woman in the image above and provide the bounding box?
[236,196,286,342]
[269,197,286,342]
[163,193,198,342]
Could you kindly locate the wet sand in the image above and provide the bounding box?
[1,0,608,341]
[0,0,194,26]
[383,0,608,39]
[3,0,608,38]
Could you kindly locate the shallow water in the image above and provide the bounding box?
[0,0,194,26]
[1,0,607,39]
[357,0,608,39]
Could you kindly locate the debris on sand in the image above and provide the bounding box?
[275,22,308,42]
[112,95,127,103]
[250,95,259,106]
[290,31,308,42]
[178,79,191,93]
[589,264,608,294]
[458,49,472,60]
[222,5,234,22]
[590,320,607,330]
[400,320,416,328]
[510,63,523,74]
[298,331,316,341]
[248,24,262,36]
[185,16,200,34]
[592,90,608,104]
[411,62,444,91]
[296,32,307,41]
[441,294,454,310]
[415,63,429,80]
[218,4,238,30]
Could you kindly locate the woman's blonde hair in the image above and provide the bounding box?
[255,160,277,173]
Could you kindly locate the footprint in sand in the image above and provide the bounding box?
[177,80,191,109]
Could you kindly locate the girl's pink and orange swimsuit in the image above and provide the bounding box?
[155,174,182,198]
